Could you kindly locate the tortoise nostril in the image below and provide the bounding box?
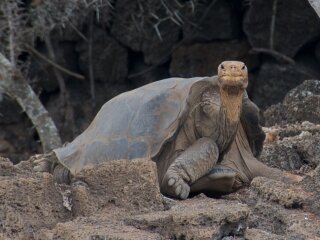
[230,65,237,69]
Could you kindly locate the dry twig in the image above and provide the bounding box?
[88,13,95,104]
[25,44,85,80]
[251,48,295,64]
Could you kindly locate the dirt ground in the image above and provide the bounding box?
[0,122,320,240]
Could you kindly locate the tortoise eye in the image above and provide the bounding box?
[241,65,246,70]
[220,64,225,69]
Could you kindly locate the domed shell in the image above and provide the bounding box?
[54,77,213,174]
[53,76,264,175]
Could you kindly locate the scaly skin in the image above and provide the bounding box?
[161,138,219,199]
[161,61,249,199]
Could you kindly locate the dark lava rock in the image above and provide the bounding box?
[170,40,259,77]
[260,123,320,171]
[315,41,320,65]
[250,177,306,208]
[76,26,128,84]
[0,95,23,124]
[28,41,79,93]
[300,165,320,216]
[182,0,242,42]
[260,142,302,171]
[243,0,320,58]
[111,0,180,65]
[264,80,320,125]
[251,62,314,109]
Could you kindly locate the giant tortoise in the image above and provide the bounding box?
[34,61,301,199]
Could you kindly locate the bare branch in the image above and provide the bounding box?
[7,3,15,67]
[25,44,85,80]
[88,13,95,103]
[68,20,89,42]
[44,36,67,102]
[270,0,278,50]
[251,48,295,64]
[0,52,62,152]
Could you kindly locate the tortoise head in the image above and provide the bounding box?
[217,61,248,93]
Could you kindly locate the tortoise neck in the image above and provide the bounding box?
[220,88,244,123]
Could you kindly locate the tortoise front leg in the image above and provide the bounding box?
[161,137,219,199]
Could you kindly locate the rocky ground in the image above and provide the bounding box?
[0,81,320,240]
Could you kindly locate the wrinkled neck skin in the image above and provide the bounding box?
[219,87,244,124]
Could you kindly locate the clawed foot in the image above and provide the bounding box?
[161,170,190,200]
[31,152,56,173]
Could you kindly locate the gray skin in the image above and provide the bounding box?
[34,61,301,200]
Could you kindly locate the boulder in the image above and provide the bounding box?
[309,0,320,17]
[248,201,320,239]
[299,166,320,216]
[264,80,320,125]
[0,158,70,239]
[111,0,180,65]
[250,177,307,208]
[126,198,250,240]
[243,0,320,58]
[76,26,128,84]
[0,96,22,124]
[260,142,302,171]
[170,40,259,77]
[37,212,162,240]
[72,159,164,216]
[315,41,320,64]
[260,123,320,170]
[182,0,242,42]
[28,41,79,93]
[127,52,170,87]
[38,197,250,240]
[0,120,39,164]
[251,62,314,109]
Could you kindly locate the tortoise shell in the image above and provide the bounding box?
[54,77,264,175]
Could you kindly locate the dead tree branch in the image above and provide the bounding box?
[88,13,95,104]
[0,52,62,152]
[25,44,85,80]
[270,0,278,50]
[44,36,67,103]
[251,48,295,64]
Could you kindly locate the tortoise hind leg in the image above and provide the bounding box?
[229,123,303,185]
[190,165,238,194]
[53,164,71,184]
[33,152,71,184]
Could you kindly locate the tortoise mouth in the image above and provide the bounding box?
[218,76,248,94]
[222,85,244,95]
